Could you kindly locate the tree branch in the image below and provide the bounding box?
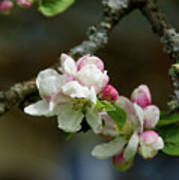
[1,0,179,116]
[0,0,136,116]
[70,0,135,58]
[136,0,179,111]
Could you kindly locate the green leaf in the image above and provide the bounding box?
[157,113,179,127]
[38,0,74,17]
[96,100,116,112]
[158,125,179,156]
[108,105,127,129]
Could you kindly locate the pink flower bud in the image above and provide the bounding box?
[100,85,119,102]
[131,85,152,108]
[144,105,160,129]
[139,130,164,159]
[77,55,104,72]
[112,152,133,172]
[16,0,32,8]
[0,0,13,12]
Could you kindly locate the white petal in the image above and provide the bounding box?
[24,100,53,117]
[60,53,77,75]
[76,64,109,93]
[36,69,64,98]
[152,137,164,150]
[139,144,157,159]
[86,107,101,134]
[49,93,71,112]
[124,132,139,161]
[57,103,84,132]
[88,87,97,104]
[62,81,97,103]
[91,136,126,159]
[133,103,144,132]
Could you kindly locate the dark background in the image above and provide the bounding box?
[0,0,178,179]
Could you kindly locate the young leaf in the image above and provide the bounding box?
[108,105,127,129]
[38,0,74,17]
[157,113,179,127]
[158,125,179,156]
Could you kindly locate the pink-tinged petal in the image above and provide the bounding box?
[76,64,109,93]
[60,53,77,75]
[139,130,164,159]
[131,85,152,108]
[64,73,75,83]
[16,0,32,8]
[100,85,119,102]
[0,0,13,12]
[77,55,104,72]
[139,130,159,144]
[115,96,138,126]
[36,69,64,100]
[144,105,160,129]
[112,152,133,172]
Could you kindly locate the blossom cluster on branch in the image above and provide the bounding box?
[1,0,179,172]
[24,54,165,171]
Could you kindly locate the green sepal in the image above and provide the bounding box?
[64,132,74,141]
[96,100,116,112]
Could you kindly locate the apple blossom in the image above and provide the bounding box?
[0,0,13,13]
[100,85,119,102]
[139,130,164,159]
[59,53,109,93]
[131,85,160,129]
[24,53,111,134]
[131,85,152,108]
[91,97,143,160]
[24,68,99,133]
[91,86,163,167]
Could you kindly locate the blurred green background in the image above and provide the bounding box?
[0,0,179,179]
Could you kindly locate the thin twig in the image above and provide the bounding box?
[136,0,179,111]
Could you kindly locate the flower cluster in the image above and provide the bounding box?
[24,53,164,172]
[0,0,33,14]
[25,54,118,133]
[92,85,164,171]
